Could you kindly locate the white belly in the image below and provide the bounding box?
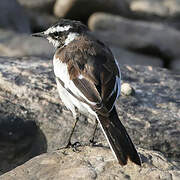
[53,56,96,118]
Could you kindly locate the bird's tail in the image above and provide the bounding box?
[97,107,141,166]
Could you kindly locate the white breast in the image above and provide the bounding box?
[53,56,96,118]
[53,56,70,86]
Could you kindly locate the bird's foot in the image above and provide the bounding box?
[62,106,69,111]
[89,138,97,146]
[67,141,82,152]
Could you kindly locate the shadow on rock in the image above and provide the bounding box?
[0,114,47,175]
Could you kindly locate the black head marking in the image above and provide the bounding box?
[33,19,89,48]
[47,19,89,36]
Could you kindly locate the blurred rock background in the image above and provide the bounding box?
[0,0,180,178]
[0,0,180,70]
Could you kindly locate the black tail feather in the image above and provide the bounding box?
[97,107,141,166]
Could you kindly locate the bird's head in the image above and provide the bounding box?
[32,19,88,48]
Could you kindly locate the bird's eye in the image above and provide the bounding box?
[53,32,59,36]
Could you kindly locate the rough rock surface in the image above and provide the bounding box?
[0,56,179,175]
[88,12,180,68]
[54,0,130,22]
[116,66,180,164]
[0,0,31,33]
[0,29,54,58]
[1,147,180,180]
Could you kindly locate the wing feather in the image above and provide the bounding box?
[73,77,101,106]
[55,35,121,114]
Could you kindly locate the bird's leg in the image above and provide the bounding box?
[89,119,98,146]
[67,116,79,148]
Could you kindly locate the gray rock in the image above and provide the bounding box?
[17,0,56,13]
[121,83,135,96]
[130,0,180,18]
[27,11,58,31]
[127,0,180,31]
[116,65,180,165]
[0,0,31,33]
[1,147,180,180]
[170,59,180,71]
[111,46,163,67]
[88,13,180,62]
[0,56,79,174]
[0,112,47,174]
[0,29,54,58]
[54,0,130,22]
[0,57,179,174]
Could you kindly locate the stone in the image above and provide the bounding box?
[0,0,31,33]
[54,0,130,22]
[110,46,163,67]
[17,0,57,32]
[17,0,56,13]
[27,11,58,32]
[88,13,180,65]
[0,57,179,174]
[170,59,180,71]
[130,0,180,18]
[0,56,81,174]
[127,0,180,31]
[0,29,54,58]
[1,147,180,180]
[116,65,180,165]
[0,113,46,174]
[121,83,135,96]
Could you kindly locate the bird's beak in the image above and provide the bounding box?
[31,32,47,38]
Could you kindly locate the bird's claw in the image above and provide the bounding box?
[67,141,81,152]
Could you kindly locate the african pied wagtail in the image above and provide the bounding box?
[32,19,141,166]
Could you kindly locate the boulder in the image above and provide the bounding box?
[130,0,180,18]
[88,13,180,67]
[17,0,56,13]
[116,65,180,165]
[54,0,130,22]
[27,11,58,32]
[1,147,180,180]
[0,56,79,174]
[0,0,31,33]
[170,59,180,71]
[0,29,54,58]
[0,56,179,174]
[111,46,163,67]
[0,111,46,174]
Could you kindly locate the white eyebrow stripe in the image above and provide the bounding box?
[44,25,72,34]
[56,25,72,32]
[65,33,79,45]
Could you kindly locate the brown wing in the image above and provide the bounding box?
[55,35,121,115]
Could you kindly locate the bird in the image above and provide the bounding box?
[32,19,141,166]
